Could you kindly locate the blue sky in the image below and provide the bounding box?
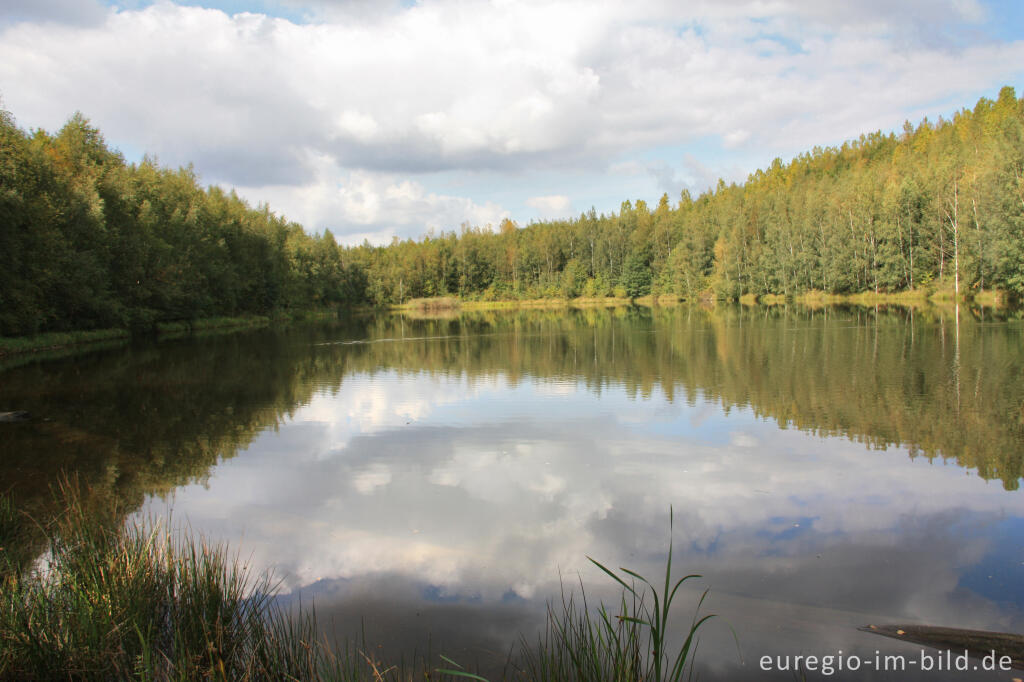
[2,0,1023,244]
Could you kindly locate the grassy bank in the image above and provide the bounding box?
[0,328,130,357]
[393,296,641,313]
[0,309,348,357]
[795,287,1014,308]
[400,297,462,311]
[969,289,1009,307]
[630,294,682,306]
[0,485,717,681]
[394,289,1019,314]
[0,339,132,373]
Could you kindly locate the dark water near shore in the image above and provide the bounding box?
[2,304,1023,679]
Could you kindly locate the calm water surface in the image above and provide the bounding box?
[2,305,1023,679]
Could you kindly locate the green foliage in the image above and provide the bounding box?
[620,249,653,299]
[0,480,325,680]
[3,86,1023,337]
[0,111,365,339]
[517,510,726,682]
[343,86,1024,304]
[0,328,129,354]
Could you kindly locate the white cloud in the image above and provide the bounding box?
[525,194,571,219]
[333,110,381,143]
[234,155,509,243]
[0,0,1021,239]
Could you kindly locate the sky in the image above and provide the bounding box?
[1,0,1023,245]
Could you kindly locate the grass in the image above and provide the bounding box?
[794,290,845,308]
[460,298,571,310]
[0,480,435,681]
[393,287,1017,314]
[0,340,129,372]
[455,509,730,682]
[0,310,345,355]
[852,289,930,305]
[0,328,130,356]
[971,289,1009,307]
[568,297,632,307]
[519,519,724,682]
[401,297,462,311]
[0,480,324,680]
[759,294,787,306]
[0,483,724,681]
[392,296,638,312]
[629,294,681,307]
[399,297,640,311]
[793,288,933,307]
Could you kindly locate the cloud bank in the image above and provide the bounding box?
[1,0,1021,240]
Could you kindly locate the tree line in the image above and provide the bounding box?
[0,110,364,337]
[351,86,1024,304]
[2,87,1023,337]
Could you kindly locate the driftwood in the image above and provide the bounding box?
[859,624,1024,670]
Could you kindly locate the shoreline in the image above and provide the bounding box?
[392,288,1012,312]
[1,289,1014,358]
[0,310,344,358]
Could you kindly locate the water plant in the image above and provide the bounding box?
[516,508,731,682]
[0,480,346,680]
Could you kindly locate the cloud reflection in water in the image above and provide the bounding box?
[142,369,1024,679]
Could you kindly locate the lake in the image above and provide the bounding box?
[2,304,1022,680]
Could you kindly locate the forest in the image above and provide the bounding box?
[2,87,1023,337]
[351,86,1024,305]
[0,109,365,337]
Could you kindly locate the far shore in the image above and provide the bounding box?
[394,287,1012,312]
[1,289,1012,358]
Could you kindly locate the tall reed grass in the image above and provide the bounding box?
[0,481,370,680]
[513,509,728,682]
